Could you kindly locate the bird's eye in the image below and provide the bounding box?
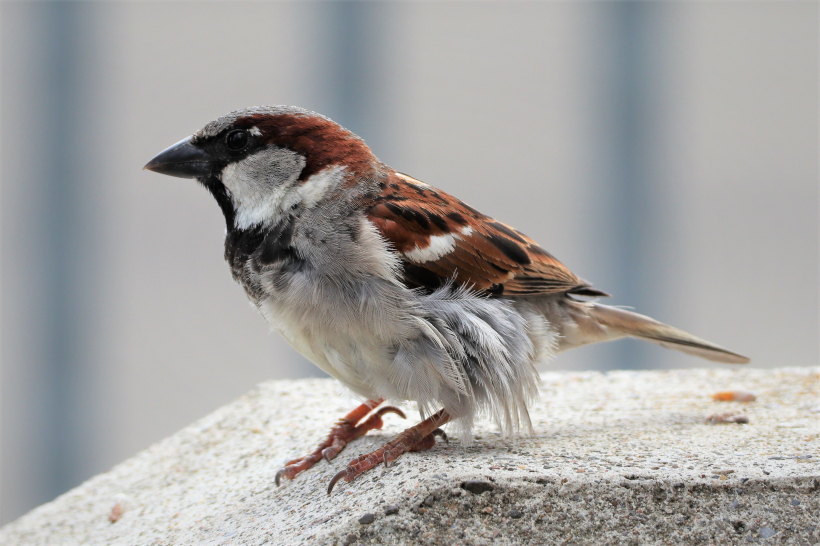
[225,130,249,151]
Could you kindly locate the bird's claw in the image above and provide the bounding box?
[431,428,449,444]
[375,406,407,420]
[328,469,347,495]
[274,467,288,487]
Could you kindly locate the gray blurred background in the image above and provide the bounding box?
[1,0,817,524]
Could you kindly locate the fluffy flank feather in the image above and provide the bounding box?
[415,284,546,441]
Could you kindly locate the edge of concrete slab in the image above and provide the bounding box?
[1,368,818,545]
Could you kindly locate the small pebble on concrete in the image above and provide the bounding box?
[461,480,494,494]
[706,412,750,424]
[358,513,375,525]
[108,502,123,523]
[759,526,776,539]
[711,390,757,402]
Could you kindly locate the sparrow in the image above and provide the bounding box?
[144,105,749,494]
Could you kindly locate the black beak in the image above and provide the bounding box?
[143,136,213,179]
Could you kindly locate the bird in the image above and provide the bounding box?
[144,105,749,494]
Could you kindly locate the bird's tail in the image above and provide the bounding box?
[562,301,750,364]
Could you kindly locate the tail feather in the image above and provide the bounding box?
[581,302,750,364]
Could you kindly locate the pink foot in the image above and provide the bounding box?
[328,409,451,494]
[275,400,406,486]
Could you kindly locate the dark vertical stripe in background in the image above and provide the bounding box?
[597,3,660,370]
[24,1,102,506]
[38,0,85,500]
[322,1,395,160]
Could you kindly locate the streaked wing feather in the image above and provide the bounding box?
[365,172,600,297]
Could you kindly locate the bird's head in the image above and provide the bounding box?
[144,106,377,230]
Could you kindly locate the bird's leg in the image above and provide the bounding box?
[328,409,451,494]
[275,399,406,486]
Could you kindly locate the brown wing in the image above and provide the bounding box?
[365,172,607,298]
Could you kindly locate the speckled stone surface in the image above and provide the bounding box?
[1,368,818,545]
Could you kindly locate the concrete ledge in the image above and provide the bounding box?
[1,368,818,545]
